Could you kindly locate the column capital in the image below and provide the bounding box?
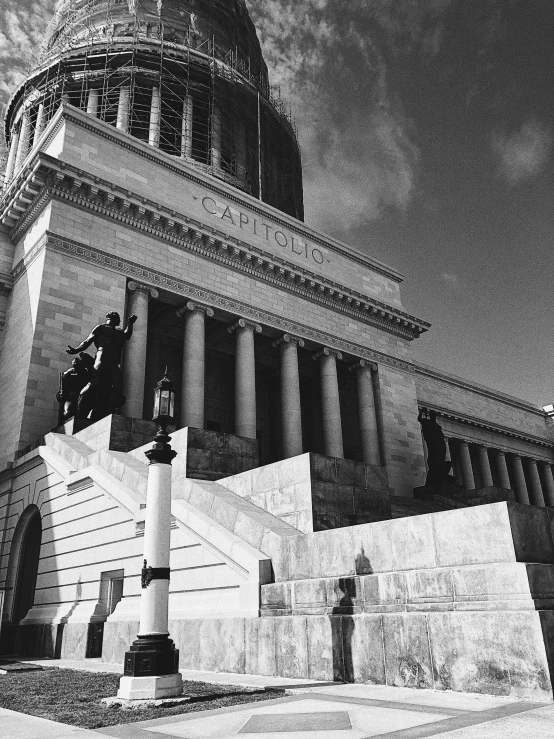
[348,359,377,373]
[128,281,159,299]
[272,333,305,349]
[228,318,262,334]
[313,347,343,361]
[176,300,214,319]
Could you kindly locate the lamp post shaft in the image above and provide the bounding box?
[139,462,172,636]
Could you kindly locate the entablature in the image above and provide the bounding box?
[1,153,431,342]
[419,403,554,453]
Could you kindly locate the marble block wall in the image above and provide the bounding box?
[62,416,259,479]
[100,501,554,700]
[217,452,391,532]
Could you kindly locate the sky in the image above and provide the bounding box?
[1,0,553,407]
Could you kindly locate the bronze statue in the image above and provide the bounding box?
[66,311,137,421]
[418,407,452,487]
[56,353,94,422]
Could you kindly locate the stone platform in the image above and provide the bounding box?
[57,414,259,479]
[102,497,554,701]
[10,423,554,702]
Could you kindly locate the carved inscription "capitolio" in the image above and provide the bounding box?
[200,195,328,266]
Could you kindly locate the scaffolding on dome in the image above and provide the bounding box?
[4,0,303,220]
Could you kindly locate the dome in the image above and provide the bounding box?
[43,0,269,93]
[4,0,304,220]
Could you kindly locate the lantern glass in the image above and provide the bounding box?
[152,372,175,424]
[160,389,170,416]
[153,386,161,419]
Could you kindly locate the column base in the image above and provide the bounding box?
[117,672,183,700]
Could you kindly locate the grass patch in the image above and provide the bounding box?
[0,667,282,729]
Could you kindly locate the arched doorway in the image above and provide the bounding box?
[1,505,42,653]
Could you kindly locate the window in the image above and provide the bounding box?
[99,569,124,616]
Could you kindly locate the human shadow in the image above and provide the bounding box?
[330,547,373,682]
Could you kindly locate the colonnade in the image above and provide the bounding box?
[450,439,554,507]
[122,286,383,465]
[4,85,224,187]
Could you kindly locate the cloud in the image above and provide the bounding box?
[492,119,553,185]
[247,0,453,233]
[0,1,57,156]
[442,272,459,287]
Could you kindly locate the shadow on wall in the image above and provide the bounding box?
[331,547,373,681]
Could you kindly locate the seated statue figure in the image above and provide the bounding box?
[418,407,452,487]
[56,353,94,422]
[66,311,137,422]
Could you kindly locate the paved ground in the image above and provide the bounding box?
[2,660,553,739]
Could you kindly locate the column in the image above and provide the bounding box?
[87,88,99,116]
[212,106,222,169]
[149,86,161,147]
[540,462,554,507]
[14,113,31,172]
[32,103,45,147]
[458,441,475,490]
[477,445,493,487]
[177,301,214,429]
[526,459,545,507]
[122,282,159,419]
[314,347,344,459]
[229,319,262,439]
[236,118,247,180]
[495,450,512,490]
[273,334,304,459]
[511,455,530,504]
[350,360,381,465]
[116,85,131,132]
[181,95,193,158]
[4,125,20,184]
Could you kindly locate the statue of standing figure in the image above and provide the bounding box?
[418,407,452,487]
[65,311,137,422]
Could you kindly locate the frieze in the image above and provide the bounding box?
[50,174,426,340]
[23,232,416,375]
[59,105,404,282]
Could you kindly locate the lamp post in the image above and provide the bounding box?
[118,372,183,700]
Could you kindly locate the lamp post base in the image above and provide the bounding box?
[117,672,183,700]
[119,633,182,699]
[123,634,179,677]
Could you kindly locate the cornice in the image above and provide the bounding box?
[2,155,428,341]
[414,362,546,418]
[420,403,553,450]
[14,230,416,375]
[0,159,49,234]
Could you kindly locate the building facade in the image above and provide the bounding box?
[0,0,553,698]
